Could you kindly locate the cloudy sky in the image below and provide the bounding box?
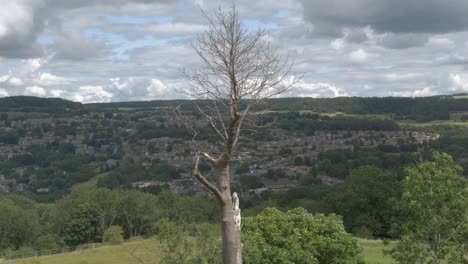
[1,0,468,103]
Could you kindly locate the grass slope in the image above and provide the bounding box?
[359,239,396,264]
[9,239,161,264]
[8,238,395,264]
[70,171,110,193]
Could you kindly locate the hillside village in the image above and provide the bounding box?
[0,109,440,197]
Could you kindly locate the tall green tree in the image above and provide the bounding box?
[0,199,40,250]
[390,152,468,264]
[242,207,364,264]
[64,203,102,246]
[327,166,401,237]
[117,190,158,238]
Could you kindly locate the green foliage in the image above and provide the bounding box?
[34,234,65,251]
[147,143,158,154]
[0,198,40,251]
[317,148,417,179]
[239,175,264,191]
[155,190,218,223]
[254,97,461,122]
[278,147,293,156]
[116,191,158,238]
[0,131,20,144]
[242,207,364,264]
[103,226,124,245]
[0,143,96,196]
[390,152,468,263]
[64,203,102,246]
[97,159,180,189]
[157,220,221,264]
[265,168,287,180]
[326,166,401,237]
[278,113,399,133]
[133,125,191,140]
[0,112,8,120]
[0,96,83,113]
[236,163,250,174]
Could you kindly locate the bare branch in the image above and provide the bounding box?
[177,5,301,263]
[193,155,224,204]
[196,103,227,142]
[200,151,217,164]
[232,103,251,148]
[171,104,201,151]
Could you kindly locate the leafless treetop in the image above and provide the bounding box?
[179,4,300,152]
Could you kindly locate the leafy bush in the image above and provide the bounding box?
[34,234,65,250]
[242,207,364,264]
[103,226,124,245]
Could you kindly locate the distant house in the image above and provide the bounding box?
[132,181,166,189]
[36,188,50,193]
[263,178,298,190]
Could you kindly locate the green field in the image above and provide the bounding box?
[398,119,468,127]
[6,239,162,264]
[359,239,396,264]
[4,112,50,119]
[71,171,110,193]
[5,238,395,264]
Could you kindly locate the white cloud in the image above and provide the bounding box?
[285,80,348,98]
[384,73,422,81]
[450,73,468,91]
[2,0,468,101]
[390,87,438,97]
[426,36,455,50]
[25,85,47,96]
[147,78,169,96]
[349,49,369,64]
[39,72,70,85]
[50,89,64,97]
[74,85,114,103]
[0,1,36,39]
[0,88,9,97]
[147,22,208,35]
[110,77,179,100]
[8,77,24,86]
[0,75,24,86]
[331,38,344,50]
[18,58,44,76]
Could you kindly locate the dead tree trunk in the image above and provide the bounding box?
[192,154,242,263]
[182,5,299,263]
[216,164,242,264]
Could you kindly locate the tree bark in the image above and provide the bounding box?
[215,163,242,264]
[220,200,242,264]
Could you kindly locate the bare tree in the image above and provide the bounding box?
[180,5,299,264]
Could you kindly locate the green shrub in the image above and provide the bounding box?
[34,234,65,250]
[243,207,364,264]
[103,226,124,245]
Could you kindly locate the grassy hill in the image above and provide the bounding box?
[0,96,83,113]
[87,95,468,122]
[3,94,468,122]
[6,238,395,264]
